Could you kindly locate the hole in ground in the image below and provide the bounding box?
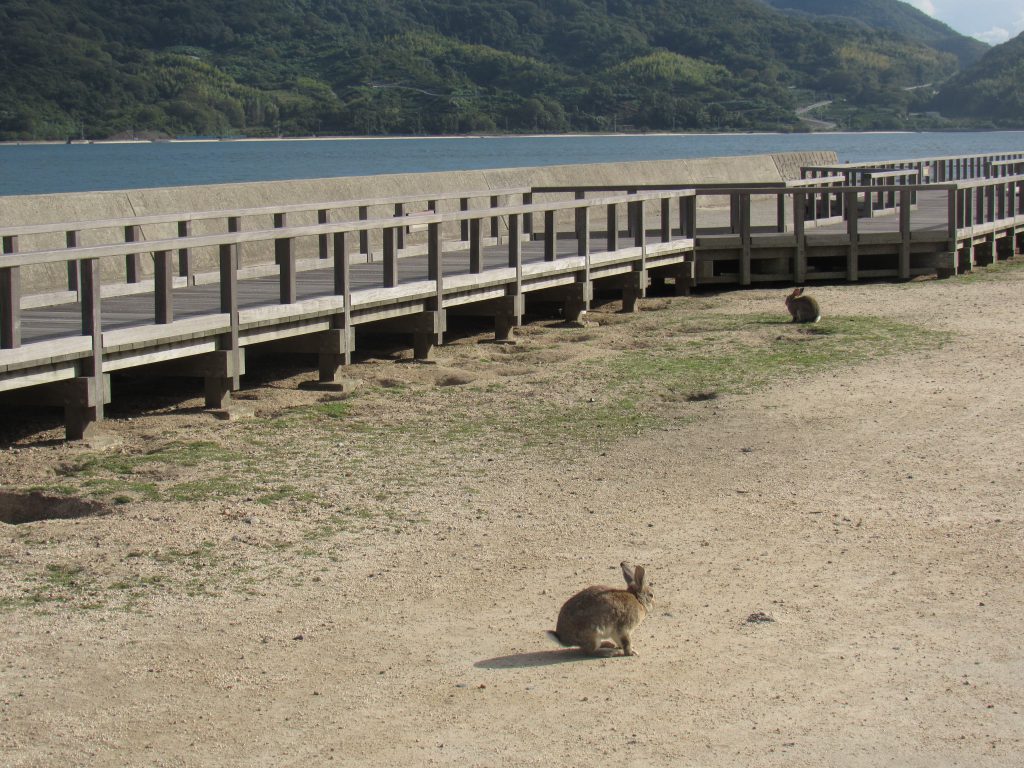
[0,492,109,525]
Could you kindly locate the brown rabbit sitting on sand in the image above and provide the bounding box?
[786,287,821,323]
[548,562,654,657]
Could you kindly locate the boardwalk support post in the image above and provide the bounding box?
[622,270,647,313]
[416,221,445,360]
[493,295,523,343]
[1,236,21,349]
[412,311,445,361]
[71,257,106,440]
[209,218,241,409]
[563,282,591,324]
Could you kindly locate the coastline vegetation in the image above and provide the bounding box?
[0,0,1016,142]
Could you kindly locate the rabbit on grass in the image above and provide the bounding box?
[786,288,819,325]
[785,287,821,323]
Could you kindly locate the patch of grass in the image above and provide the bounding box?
[165,476,247,502]
[2,562,98,610]
[44,563,86,587]
[54,440,247,503]
[497,313,948,449]
[310,401,354,419]
[604,315,948,399]
[954,257,1024,283]
[145,441,243,466]
[81,478,160,501]
[153,541,220,570]
[303,508,375,541]
[25,483,77,496]
[257,485,305,505]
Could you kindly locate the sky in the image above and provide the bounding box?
[905,0,1024,45]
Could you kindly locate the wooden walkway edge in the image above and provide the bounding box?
[1,151,1022,439]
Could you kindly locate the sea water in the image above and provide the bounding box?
[1,131,1023,197]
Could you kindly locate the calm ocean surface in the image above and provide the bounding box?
[2,131,1023,197]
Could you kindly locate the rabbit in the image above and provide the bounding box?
[547,562,654,656]
[785,287,821,323]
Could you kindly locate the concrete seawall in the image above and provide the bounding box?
[2,151,837,294]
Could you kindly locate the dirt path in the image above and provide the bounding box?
[1,268,1022,767]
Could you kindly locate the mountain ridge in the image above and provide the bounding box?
[0,0,1014,140]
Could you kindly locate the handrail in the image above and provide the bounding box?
[0,188,695,270]
[1,187,697,355]
[0,186,532,239]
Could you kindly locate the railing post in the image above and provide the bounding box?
[523,192,534,237]
[359,205,370,259]
[74,256,104,438]
[154,250,174,324]
[793,192,806,284]
[631,199,646,251]
[124,224,142,284]
[776,191,786,233]
[333,230,352,366]
[469,218,483,274]
[898,189,912,279]
[1,235,20,349]
[607,203,619,251]
[578,204,590,261]
[739,195,751,287]
[177,220,193,283]
[661,197,672,241]
[208,215,242,407]
[66,230,81,294]
[428,221,444,321]
[682,195,696,240]
[274,212,296,304]
[508,212,522,303]
[622,198,647,312]
[460,198,470,241]
[394,203,406,250]
[490,195,501,243]
[318,209,329,260]
[544,209,557,261]
[574,191,586,242]
[383,226,398,287]
[845,190,859,282]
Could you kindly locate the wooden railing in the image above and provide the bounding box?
[804,151,1024,186]
[0,188,697,352]
[0,187,531,309]
[950,174,1024,229]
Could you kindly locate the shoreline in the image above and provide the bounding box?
[5,128,1023,148]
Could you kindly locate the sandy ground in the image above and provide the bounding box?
[1,265,1022,767]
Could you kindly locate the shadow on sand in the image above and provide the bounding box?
[474,648,602,669]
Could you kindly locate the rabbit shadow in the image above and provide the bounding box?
[475,648,606,669]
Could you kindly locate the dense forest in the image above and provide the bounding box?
[761,0,989,67]
[0,0,1015,141]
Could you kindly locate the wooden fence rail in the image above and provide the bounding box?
[3,152,1023,440]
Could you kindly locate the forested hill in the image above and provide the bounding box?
[0,0,1003,140]
[760,0,988,67]
[931,32,1024,125]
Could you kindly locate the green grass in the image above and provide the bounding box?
[604,315,948,398]
[952,256,1024,283]
[165,476,247,502]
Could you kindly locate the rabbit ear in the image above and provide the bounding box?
[620,561,636,586]
[633,565,648,591]
[793,287,804,297]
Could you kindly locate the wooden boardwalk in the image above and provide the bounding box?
[2,151,1023,439]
